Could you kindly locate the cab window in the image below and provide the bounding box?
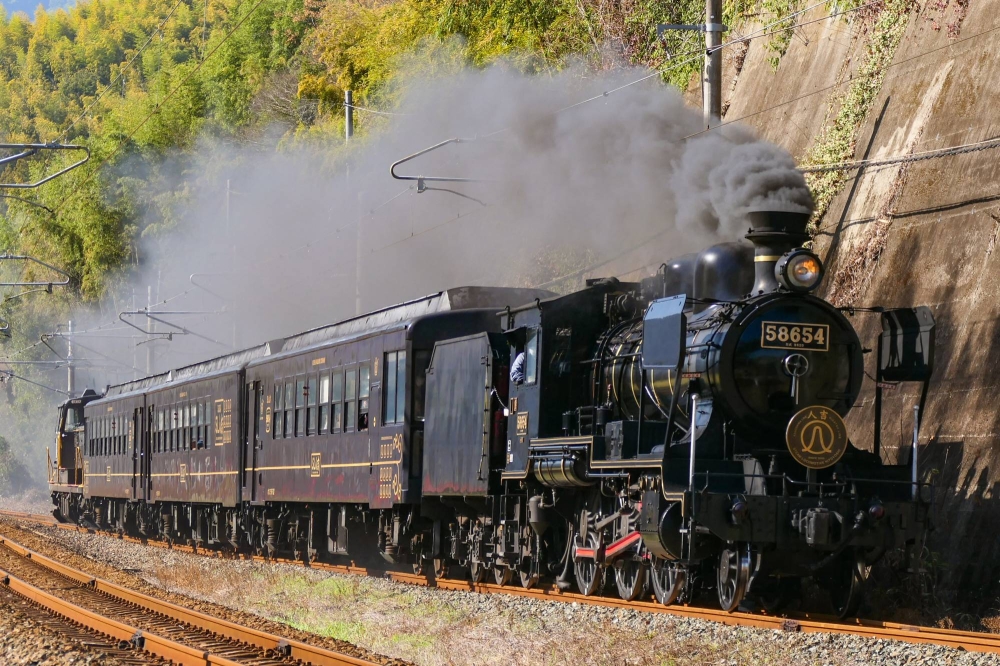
[525,329,539,384]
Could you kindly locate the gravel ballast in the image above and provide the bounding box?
[0,516,997,666]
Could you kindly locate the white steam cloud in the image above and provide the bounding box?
[64,65,811,391]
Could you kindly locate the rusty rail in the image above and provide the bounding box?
[0,568,241,665]
[0,526,379,666]
[4,509,1000,655]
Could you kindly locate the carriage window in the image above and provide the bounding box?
[307,375,318,436]
[319,374,330,434]
[525,329,539,384]
[284,381,294,438]
[383,351,406,425]
[331,370,343,434]
[358,364,370,431]
[273,382,283,439]
[345,368,357,433]
[384,353,397,425]
[66,406,83,429]
[171,407,176,451]
[295,378,306,437]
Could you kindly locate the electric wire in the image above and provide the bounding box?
[799,134,1000,173]
[684,20,1000,142]
[345,103,408,118]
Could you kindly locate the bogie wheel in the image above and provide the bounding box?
[573,531,605,596]
[828,552,867,619]
[433,558,450,580]
[650,557,686,606]
[494,564,512,586]
[469,559,487,584]
[614,558,646,601]
[716,545,751,613]
[412,558,426,576]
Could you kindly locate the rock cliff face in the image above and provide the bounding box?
[724,0,997,609]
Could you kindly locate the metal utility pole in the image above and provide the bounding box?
[146,285,153,375]
[658,5,726,130]
[703,0,723,128]
[345,90,362,315]
[345,90,354,142]
[66,319,75,396]
[355,192,363,316]
[225,179,238,349]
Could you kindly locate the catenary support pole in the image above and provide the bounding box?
[703,0,723,128]
[66,319,74,397]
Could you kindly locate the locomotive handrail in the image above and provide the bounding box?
[686,468,930,495]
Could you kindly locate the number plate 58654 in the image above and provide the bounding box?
[761,322,829,351]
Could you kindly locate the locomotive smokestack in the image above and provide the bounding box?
[745,210,811,294]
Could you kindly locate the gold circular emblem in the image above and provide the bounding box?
[785,406,849,469]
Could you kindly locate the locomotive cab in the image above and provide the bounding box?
[49,388,101,520]
[50,389,100,486]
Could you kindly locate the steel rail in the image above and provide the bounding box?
[0,527,380,666]
[0,567,240,665]
[4,509,999,654]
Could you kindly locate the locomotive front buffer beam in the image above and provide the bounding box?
[639,484,930,577]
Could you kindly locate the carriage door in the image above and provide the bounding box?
[242,381,261,502]
[132,405,148,502]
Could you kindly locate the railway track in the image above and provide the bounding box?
[0,521,381,666]
[0,580,165,665]
[2,508,998,656]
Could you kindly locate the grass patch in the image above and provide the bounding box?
[804,0,918,227]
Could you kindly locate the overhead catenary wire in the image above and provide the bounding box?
[685,20,1000,143]
[344,103,408,118]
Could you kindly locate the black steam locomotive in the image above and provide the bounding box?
[49,209,934,616]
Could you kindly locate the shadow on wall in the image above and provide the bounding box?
[840,216,1000,614]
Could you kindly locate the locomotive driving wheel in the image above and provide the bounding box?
[614,556,646,601]
[716,544,751,612]
[650,557,687,606]
[494,564,512,586]
[828,551,867,618]
[573,530,605,596]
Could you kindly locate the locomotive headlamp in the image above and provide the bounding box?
[775,249,824,293]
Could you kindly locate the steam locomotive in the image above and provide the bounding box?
[49,208,934,616]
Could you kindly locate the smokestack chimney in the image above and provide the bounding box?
[744,210,811,294]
